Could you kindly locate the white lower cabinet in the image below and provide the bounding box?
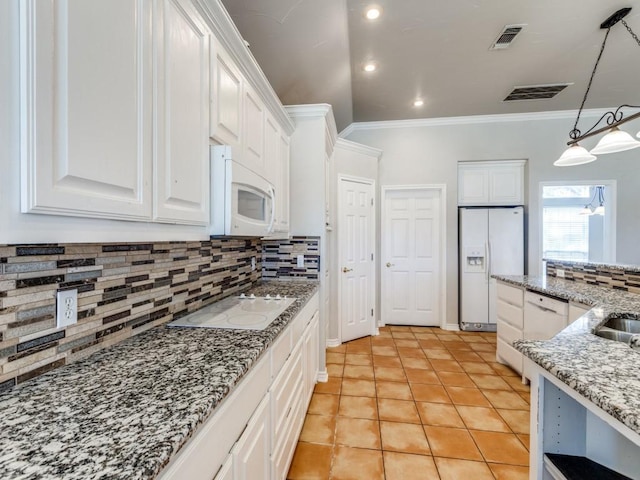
[233,394,271,480]
[496,282,524,375]
[523,292,568,341]
[303,312,320,406]
[158,292,319,480]
[213,455,234,480]
[497,281,579,380]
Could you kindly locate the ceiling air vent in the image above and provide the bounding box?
[503,83,571,102]
[490,24,526,50]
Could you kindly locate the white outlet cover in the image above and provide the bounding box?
[557,269,565,278]
[57,289,78,328]
[297,255,304,268]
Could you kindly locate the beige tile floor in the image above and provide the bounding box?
[287,326,530,480]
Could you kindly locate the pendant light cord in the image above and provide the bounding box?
[570,28,611,140]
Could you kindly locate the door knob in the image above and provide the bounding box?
[386,262,395,268]
[342,267,353,273]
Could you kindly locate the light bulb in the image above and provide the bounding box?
[413,99,424,107]
[365,7,381,20]
[363,62,377,72]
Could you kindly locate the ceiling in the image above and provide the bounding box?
[221,0,640,132]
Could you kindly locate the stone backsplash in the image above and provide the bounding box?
[546,259,640,294]
[262,237,320,281]
[0,239,261,391]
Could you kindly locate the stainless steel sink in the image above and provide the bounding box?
[594,315,640,344]
[603,316,640,333]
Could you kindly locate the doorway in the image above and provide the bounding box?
[338,176,376,343]
[381,186,446,327]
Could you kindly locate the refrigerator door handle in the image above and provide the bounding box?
[486,241,491,281]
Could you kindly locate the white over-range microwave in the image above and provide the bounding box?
[210,145,276,237]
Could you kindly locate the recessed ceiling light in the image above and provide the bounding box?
[413,99,424,107]
[363,62,377,72]
[365,6,382,20]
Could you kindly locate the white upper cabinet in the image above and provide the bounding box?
[276,133,291,233]
[20,0,153,221]
[154,0,210,225]
[210,39,243,152]
[458,160,526,206]
[264,113,280,186]
[243,84,266,177]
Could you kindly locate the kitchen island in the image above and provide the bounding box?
[495,274,640,479]
[0,280,318,480]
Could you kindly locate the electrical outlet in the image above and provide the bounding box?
[251,256,256,271]
[297,254,305,268]
[556,269,565,278]
[57,289,78,328]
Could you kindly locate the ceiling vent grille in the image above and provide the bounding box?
[504,84,571,102]
[490,24,526,50]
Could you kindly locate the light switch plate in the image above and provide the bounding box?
[57,289,78,328]
[556,269,565,278]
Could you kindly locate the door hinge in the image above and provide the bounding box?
[371,198,374,206]
[371,253,374,261]
[371,308,374,317]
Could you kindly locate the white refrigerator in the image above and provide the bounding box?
[459,207,524,331]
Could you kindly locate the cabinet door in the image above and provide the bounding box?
[264,113,280,188]
[213,455,234,480]
[488,165,524,205]
[232,394,271,480]
[243,85,266,177]
[20,0,153,220]
[210,40,243,151]
[568,302,590,323]
[303,311,320,405]
[154,0,210,225]
[458,166,489,205]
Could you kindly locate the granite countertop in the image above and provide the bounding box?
[0,280,318,480]
[494,274,640,435]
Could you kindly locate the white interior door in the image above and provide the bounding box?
[382,188,442,326]
[339,177,375,343]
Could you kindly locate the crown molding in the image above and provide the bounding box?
[335,138,382,159]
[194,0,294,135]
[339,108,616,138]
[285,104,338,155]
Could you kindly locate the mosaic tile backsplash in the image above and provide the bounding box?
[0,239,261,391]
[546,259,640,294]
[262,237,320,280]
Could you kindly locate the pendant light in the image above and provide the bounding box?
[555,7,640,166]
[578,186,605,216]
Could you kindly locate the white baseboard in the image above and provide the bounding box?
[317,370,328,382]
[326,338,341,348]
[441,323,461,331]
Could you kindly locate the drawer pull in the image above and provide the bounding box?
[285,406,292,419]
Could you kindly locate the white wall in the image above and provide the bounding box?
[345,112,640,325]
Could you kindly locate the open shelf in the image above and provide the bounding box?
[544,453,632,480]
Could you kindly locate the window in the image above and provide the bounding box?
[540,183,616,263]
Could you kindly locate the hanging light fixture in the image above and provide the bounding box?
[578,186,606,215]
[555,7,640,167]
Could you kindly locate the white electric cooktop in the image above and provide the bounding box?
[166,294,296,331]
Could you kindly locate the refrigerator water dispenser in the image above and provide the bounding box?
[464,247,485,272]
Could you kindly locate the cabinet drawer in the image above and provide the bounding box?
[498,319,523,346]
[496,338,523,375]
[271,328,292,378]
[497,299,524,329]
[272,380,304,480]
[497,283,524,307]
[525,291,568,316]
[271,342,303,441]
